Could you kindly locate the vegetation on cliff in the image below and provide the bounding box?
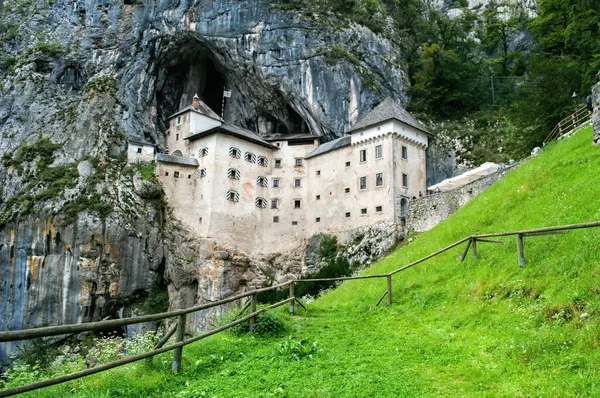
[5,126,598,396]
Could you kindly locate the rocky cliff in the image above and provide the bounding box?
[0,0,414,362]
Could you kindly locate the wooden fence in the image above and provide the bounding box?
[543,105,592,146]
[1,220,600,397]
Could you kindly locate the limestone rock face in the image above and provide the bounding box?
[0,0,412,362]
[592,82,600,146]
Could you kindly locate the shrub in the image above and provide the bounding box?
[229,309,288,337]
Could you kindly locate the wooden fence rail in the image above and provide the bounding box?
[2,221,600,397]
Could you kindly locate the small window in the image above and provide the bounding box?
[294,179,301,187]
[295,158,303,167]
[273,216,280,223]
[344,187,350,194]
[292,221,298,226]
[271,199,279,209]
[376,172,383,187]
[360,149,366,162]
[294,200,301,209]
[255,197,267,208]
[198,147,209,157]
[345,161,351,167]
[165,171,169,176]
[136,147,142,154]
[376,206,383,212]
[229,147,241,159]
[273,178,280,188]
[360,176,367,190]
[316,195,321,200]
[316,217,321,223]
[401,145,408,160]
[257,156,268,167]
[245,152,256,163]
[402,173,408,188]
[375,145,382,159]
[257,176,268,187]
[228,168,240,180]
[316,170,321,176]
[227,191,240,202]
[345,212,351,218]
[188,174,191,179]
[199,217,203,223]
[174,171,180,178]
[196,168,207,179]
[176,116,181,125]
[176,133,179,141]
[275,159,282,168]
[361,208,367,215]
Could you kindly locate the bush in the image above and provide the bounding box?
[275,336,321,361]
[229,310,288,337]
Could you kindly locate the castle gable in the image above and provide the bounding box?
[351,98,429,135]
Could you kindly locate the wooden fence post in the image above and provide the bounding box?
[171,314,186,373]
[516,233,525,267]
[249,294,257,333]
[472,238,477,260]
[386,275,393,305]
[289,282,295,316]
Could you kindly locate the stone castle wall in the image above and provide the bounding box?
[406,168,514,233]
[592,82,600,146]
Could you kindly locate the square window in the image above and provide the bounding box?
[273,216,279,223]
[316,170,321,176]
[275,159,282,168]
[345,212,351,218]
[292,220,298,226]
[402,146,408,160]
[375,145,382,159]
[344,187,350,193]
[316,195,321,200]
[376,172,383,187]
[376,206,383,212]
[273,179,280,188]
[360,149,366,162]
[271,199,278,209]
[137,147,142,153]
[165,171,169,176]
[360,176,367,190]
[295,158,303,167]
[361,208,367,215]
[345,161,351,167]
[402,173,408,188]
[316,217,321,223]
[294,179,301,187]
[294,200,301,209]
[174,171,180,178]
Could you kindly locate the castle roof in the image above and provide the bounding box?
[305,135,351,159]
[350,98,430,135]
[168,101,222,122]
[186,124,278,149]
[156,153,199,166]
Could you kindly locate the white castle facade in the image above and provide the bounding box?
[128,95,431,255]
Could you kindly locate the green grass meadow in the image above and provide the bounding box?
[14,127,600,397]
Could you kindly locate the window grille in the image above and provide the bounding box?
[271,199,278,209]
[376,172,383,187]
[257,176,269,187]
[375,145,382,159]
[273,179,280,188]
[360,149,367,162]
[255,197,267,208]
[229,147,241,158]
[401,146,408,160]
[360,176,367,190]
[228,168,240,180]
[226,190,240,202]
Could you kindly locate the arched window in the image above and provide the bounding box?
[196,168,207,179]
[228,168,241,180]
[256,176,268,187]
[198,147,209,157]
[255,197,267,208]
[226,190,240,202]
[257,156,268,167]
[172,149,183,156]
[245,152,256,163]
[229,147,241,159]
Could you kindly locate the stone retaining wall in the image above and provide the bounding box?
[592,81,600,146]
[406,168,514,233]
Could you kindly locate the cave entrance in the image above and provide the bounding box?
[156,41,227,131]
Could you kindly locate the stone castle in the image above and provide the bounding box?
[128,95,431,256]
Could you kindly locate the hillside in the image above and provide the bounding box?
[11,126,600,396]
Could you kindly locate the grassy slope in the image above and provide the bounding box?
[27,127,600,397]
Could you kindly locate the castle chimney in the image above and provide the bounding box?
[192,93,200,110]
